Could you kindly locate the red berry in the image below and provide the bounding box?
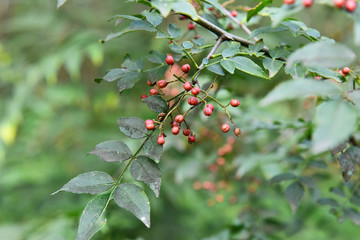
[183,128,191,136]
[221,123,230,133]
[194,35,200,39]
[338,70,346,76]
[150,88,159,96]
[166,55,174,65]
[171,126,180,135]
[147,80,155,86]
[230,10,238,17]
[230,99,240,107]
[283,0,295,4]
[157,134,165,145]
[183,82,192,91]
[303,0,313,7]
[181,64,191,73]
[334,0,345,8]
[203,107,213,116]
[157,80,167,88]
[168,40,172,44]
[208,7,214,11]
[171,121,178,128]
[180,15,187,20]
[188,22,195,30]
[188,96,198,105]
[145,119,155,130]
[175,114,184,123]
[234,128,241,137]
[188,133,196,143]
[140,94,148,100]
[206,104,214,111]
[342,67,350,75]
[191,87,200,95]
[346,0,357,12]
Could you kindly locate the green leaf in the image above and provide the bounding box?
[348,90,360,111]
[52,171,113,195]
[317,198,339,207]
[247,0,272,22]
[285,181,304,213]
[145,11,162,27]
[263,58,284,78]
[147,50,166,64]
[202,0,228,15]
[207,64,225,76]
[268,3,303,27]
[250,26,288,39]
[130,155,161,197]
[114,183,151,228]
[220,60,235,74]
[308,160,327,169]
[117,117,147,139]
[117,71,143,93]
[147,65,169,82]
[343,208,360,225]
[112,14,142,21]
[143,134,163,163]
[285,63,307,79]
[76,194,110,240]
[312,100,358,154]
[222,46,239,58]
[142,95,168,113]
[307,66,344,82]
[182,41,194,49]
[168,23,182,38]
[129,20,157,32]
[260,78,342,106]
[57,0,67,9]
[89,140,133,162]
[338,153,356,182]
[172,1,199,20]
[286,42,356,69]
[151,0,173,17]
[299,176,316,189]
[268,173,297,184]
[102,68,127,82]
[231,56,269,79]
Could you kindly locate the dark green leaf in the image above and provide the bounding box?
[263,58,284,78]
[103,68,127,82]
[52,171,113,195]
[330,186,346,197]
[313,100,357,154]
[89,140,133,162]
[145,11,162,27]
[147,50,166,64]
[143,134,163,163]
[338,153,356,182]
[168,23,181,38]
[147,65,168,82]
[247,0,272,22]
[76,194,110,240]
[299,176,316,189]
[261,78,342,106]
[345,147,360,164]
[350,195,360,206]
[129,20,157,32]
[231,56,269,79]
[117,117,147,139]
[343,208,360,225]
[317,198,339,207]
[207,64,225,76]
[131,155,161,197]
[114,183,150,228]
[220,59,235,74]
[285,181,304,213]
[121,58,143,71]
[308,160,328,169]
[287,42,356,69]
[142,95,168,113]
[117,71,142,93]
[268,173,297,184]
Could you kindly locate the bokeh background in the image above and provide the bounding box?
[1,0,360,239]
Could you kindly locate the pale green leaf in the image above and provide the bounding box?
[89,140,133,162]
[285,181,304,213]
[231,56,269,79]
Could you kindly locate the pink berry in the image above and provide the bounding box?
[183,82,192,91]
[181,64,191,73]
[145,119,155,130]
[188,22,195,30]
[230,99,240,107]
[191,87,200,95]
[303,0,313,7]
[230,10,238,17]
[206,104,214,111]
[346,0,357,12]
[175,114,184,123]
[334,0,345,8]
[342,67,350,75]
[188,97,198,105]
[188,133,196,143]
[150,88,159,96]
[172,126,180,135]
[140,94,148,100]
[147,80,155,86]
[183,128,191,136]
[157,134,165,145]
[283,0,295,4]
[234,128,241,137]
[203,107,213,116]
[157,80,167,88]
[221,123,230,133]
[166,55,174,65]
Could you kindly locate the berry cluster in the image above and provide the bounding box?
[283,0,357,11]
[142,55,242,146]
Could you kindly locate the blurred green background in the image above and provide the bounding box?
[1,0,360,239]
